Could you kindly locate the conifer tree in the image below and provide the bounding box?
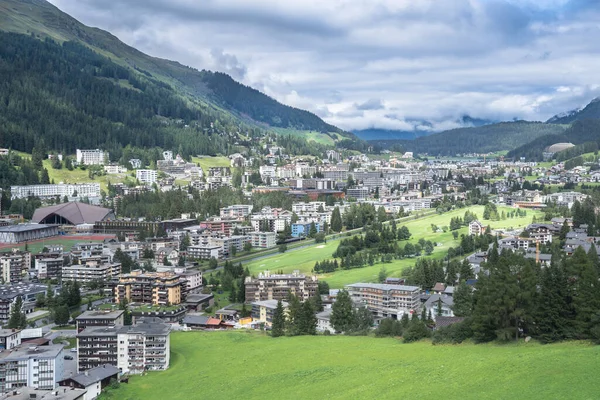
[331,290,355,333]
[271,300,285,337]
[331,207,343,233]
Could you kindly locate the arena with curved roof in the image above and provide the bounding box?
[31,202,115,225]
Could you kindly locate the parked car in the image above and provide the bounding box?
[70,348,77,353]
[64,355,73,360]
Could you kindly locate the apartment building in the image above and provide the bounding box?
[62,263,121,284]
[209,235,247,257]
[186,245,222,260]
[291,222,321,238]
[0,283,57,324]
[77,317,171,374]
[115,271,184,306]
[179,270,202,292]
[469,220,485,236]
[76,310,125,333]
[291,202,326,213]
[0,329,21,350]
[251,300,288,328]
[0,250,31,283]
[219,204,253,219]
[0,345,65,394]
[76,149,107,165]
[10,183,101,200]
[249,231,277,249]
[245,271,318,303]
[35,256,63,280]
[346,187,370,200]
[136,169,157,185]
[345,283,421,319]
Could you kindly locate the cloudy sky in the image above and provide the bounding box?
[48,0,600,132]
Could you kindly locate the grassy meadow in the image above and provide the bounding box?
[245,205,543,288]
[99,331,600,400]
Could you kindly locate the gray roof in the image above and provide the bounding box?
[76,310,124,321]
[424,294,454,308]
[1,344,63,361]
[0,283,52,300]
[316,309,332,320]
[0,224,55,233]
[32,202,113,225]
[435,316,465,328]
[63,364,119,388]
[185,293,213,303]
[252,300,288,309]
[346,283,420,292]
[183,314,210,325]
[0,387,86,400]
[78,318,171,337]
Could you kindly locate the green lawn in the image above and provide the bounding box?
[272,128,337,146]
[0,237,94,253]
[52,336,76,349]
[245,206,543,288]
[43,160,128,192]
[99,331,600,400]
[191,156,231,171]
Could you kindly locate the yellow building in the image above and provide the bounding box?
[116,270,183,306]
[251,300,288,328]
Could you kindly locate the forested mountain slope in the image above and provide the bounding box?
[401,122,567,156]
[0,0,355,151]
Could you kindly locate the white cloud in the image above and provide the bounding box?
[47,0,600,132]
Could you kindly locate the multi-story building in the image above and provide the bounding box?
[75,310,125,333]
[0,329,21,350]
[208,235,247,258]
[249,231,277,249]
[292,202,326,213]
[179,270,202,293]
[345,283,421,319]
[35,256,63,280]
[199,218,239,235]
[251,300,288,328]
[0,345,65,394]
[10,183,101,200]
[77,317,171,374]
[0,250,31,283]
[468,220,485,236]
[186,245,222,260]
[347,187,370,200]
[136,169,157,185]
[76,149,107,165]
[0,283,58,324]
[115,271,184,306]
[219,205,253,219]
[245,271,318,303]
[62,263,121,284]
[291,222,321,238]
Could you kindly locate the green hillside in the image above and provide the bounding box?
[402,121,567,156]
[0,0,357,155]
[99,331,600,400]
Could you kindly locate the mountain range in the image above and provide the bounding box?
[0,0,361,158]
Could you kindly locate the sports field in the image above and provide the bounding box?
[245,205,542,288]
[99,331,600,400]
[0,235,115,253]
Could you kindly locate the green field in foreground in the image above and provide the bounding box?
[245,205,543,288]
[100,331,600,400]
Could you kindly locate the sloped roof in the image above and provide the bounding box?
[31,202,113,225]
[64,364,119,387]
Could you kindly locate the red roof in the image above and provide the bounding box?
[206,318,222,326]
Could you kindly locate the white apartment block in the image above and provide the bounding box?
[136,169,158,185]
[62,263,121,283]
[10,183,101,200]
[76,149,107,165]
[346,283,421,319]
[292,202,326,213]
[0,345,65,394]
[295,163,317,177]
[187,245,222,260]
[259,165,277,179]
[104,164,127,174]
[220,204,253,218]
[209,235,247,257]
[250,231,277,249]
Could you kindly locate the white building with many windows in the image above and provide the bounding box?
[250,231,277,249]
[136,169,158,185]
[76,149,107,165]
[345,283,421,319]
[10,183,101,200]
[0,344,65,394]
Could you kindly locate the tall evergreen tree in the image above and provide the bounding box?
[331,290,355,333]
[452,281,473,317]
[271,300,286,337]
[299,301,317,335]
[8,296,26,329]
[535,260,568,343]
[331,207,343,233]
[285,294,302,336]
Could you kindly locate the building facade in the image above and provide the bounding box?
[10,184,101,200]
[345,283,421,319]
[245,271,318,303]
[76,149,107,166]
[115,271,183,306]
[62,263,121,284]
[135,169,157,185]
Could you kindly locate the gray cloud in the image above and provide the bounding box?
[48,0,600,132]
